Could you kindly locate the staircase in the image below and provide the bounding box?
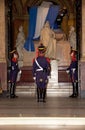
[16,82,72,97]
[16,65,72,97]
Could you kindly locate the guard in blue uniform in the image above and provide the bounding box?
[32,44,51,102]
[9,50,19,98]
[66,49,78,98]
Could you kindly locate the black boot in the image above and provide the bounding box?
[13,83,18,98]
[12,83,15,98]
[9,82,12,98]
[70,82,77,98]
[37,87,40,102]
[43,88,46,102]
[76,82,78,97]
[72,82,78,98]
[10,83,18,98]
[40,88,43,99]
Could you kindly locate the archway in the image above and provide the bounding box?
[6,0,82,97]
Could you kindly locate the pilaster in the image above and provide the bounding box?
[79,0,85,98]
[0,0,7,91]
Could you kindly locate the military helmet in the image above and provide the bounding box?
[38,43,46,53]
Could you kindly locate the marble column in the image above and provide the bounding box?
[0,0,7,91]
[81,0,85,60]
[79,0,85,98]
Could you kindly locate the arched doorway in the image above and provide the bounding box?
[6,0,82,97]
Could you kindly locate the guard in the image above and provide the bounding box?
[66,49,78,98]
[8,50,19,98]
[32,44,51,102]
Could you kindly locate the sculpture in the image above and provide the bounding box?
[68,26,76,50]
[54,29,71,66]
[16,25,25,61]
[40,21,57,59]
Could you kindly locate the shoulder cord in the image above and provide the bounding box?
[35,59,43,71]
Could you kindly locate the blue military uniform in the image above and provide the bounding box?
[9,50,19,98]
[10,59,19,83]
[66,50,78,97]
[32,44,51,102]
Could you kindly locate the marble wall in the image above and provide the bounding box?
[0,0,7,91]
[79,0,85,98]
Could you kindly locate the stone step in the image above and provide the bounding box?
[0,117,85,126]
[16,82,72,90]
[16,82,73,97]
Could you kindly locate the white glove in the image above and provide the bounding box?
[47,76,51,79]
[33,77,36,80]
[72,68,76,73]
[66,70,69,74]
[12,66,14,70]
[19,70,22,74]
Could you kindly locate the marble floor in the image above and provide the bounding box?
[0,92,85,129]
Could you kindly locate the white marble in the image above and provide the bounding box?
[16,26,25,67]
[48,60,58,85]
